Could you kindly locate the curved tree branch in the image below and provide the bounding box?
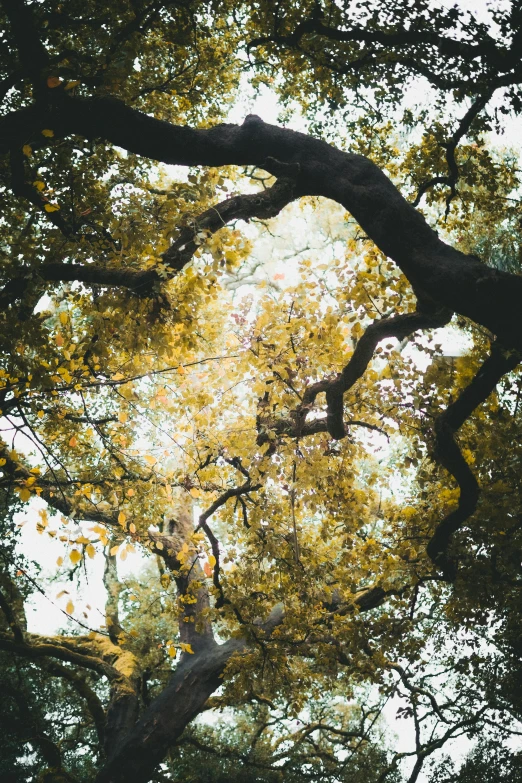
[427,343,521,579]
[0,174,297,310]
[2,95,519,345]
[412,88,496,211]
[258,307,452,444]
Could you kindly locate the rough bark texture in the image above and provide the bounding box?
[95,638,245,783]
[3,94,522,345]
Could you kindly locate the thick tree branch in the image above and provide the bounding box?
[149,500,217,654]
[0,176,297,309]
[0,632,115,677]
[2,96,518,345]
[1,0,50,97]
[103,550,125,646]
[427,343,521,579]
[43,659,107,747]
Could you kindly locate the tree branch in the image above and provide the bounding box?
[0,176,297,309]
[427,342,520,579]
[2,95,516,346]
[412,89,496,211]
[258,308,451,444]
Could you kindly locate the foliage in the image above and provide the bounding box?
[1,1,522,782]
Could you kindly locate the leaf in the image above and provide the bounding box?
[208,555,216,568]
[64,80,81,90]
[65,600,74,614]
[56,557,64,566]
[69,436,78,447]
[19,488,31,502]
[22,144,32,157]
[86,543,96,559]
[47,76,62,88]
[179,643,194,654]
[129,522,136,534]
[37,410,45,418]
[33,180,46,191]
[118,411,128,423]
[69,549,81,564]
[118,511,126,525]
[41,129,54,137]
[110,545,119,556]
[59,312,68,325]
[44,203,60,212]
[168,645,177,658]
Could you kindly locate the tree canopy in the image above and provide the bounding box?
[1,1,522,781]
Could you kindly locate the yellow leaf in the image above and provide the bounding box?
[22,144,32,157]
[65,600,74,614]
[69,436,78,447]
[129,522,136,534]
[160,573,171,588]
[41,129,54,137]
[180,643,194,654]
[44,203,60,212]
[69,549,81,564]
[19,488,31,502]
[190,487,200,498]
[168,646,177,658]
[33,180,46,191]
[56,590,68,599]
[208,555,216,568]
[59,311,68,325]
[47,76,62,88]
[64,80,81,90]
[37,410,45,418]
[120,548,127,561]
[85,543,95,559]
[110,545,119,556]
[126,488,135,497]
[56,556,64,566]
[118,411,128,423]
[0,458,6,467]
[118,511,126,525]
[144,455,156,466]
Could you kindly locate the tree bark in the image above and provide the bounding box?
[95,638,245,783]
[2,94,521,345]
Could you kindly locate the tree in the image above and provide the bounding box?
[1,0,522,781]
